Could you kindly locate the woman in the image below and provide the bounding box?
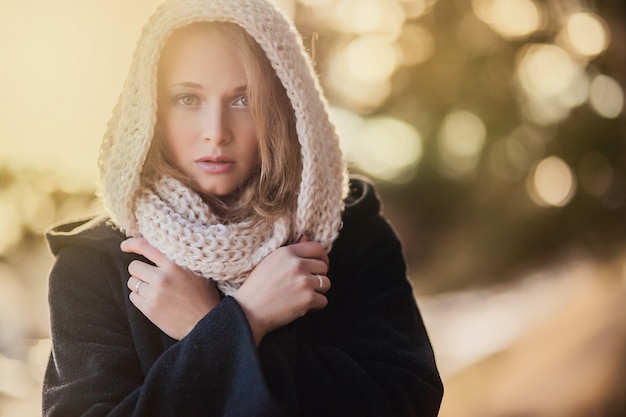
[44,0,443,415]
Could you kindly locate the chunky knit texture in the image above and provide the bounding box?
[135,177,291,295]
[98,0,348,292]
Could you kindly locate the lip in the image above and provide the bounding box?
[195,156,234,174]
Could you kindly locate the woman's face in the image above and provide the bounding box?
[157,28,259,197]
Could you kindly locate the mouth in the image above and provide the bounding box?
[195,156,234,173]
[196,155,233,163]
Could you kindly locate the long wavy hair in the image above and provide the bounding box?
[142,22,301,224]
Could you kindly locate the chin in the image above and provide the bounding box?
[197,183,238,198]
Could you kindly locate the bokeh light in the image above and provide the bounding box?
[564,12,609,58]
[527,156,576,207]
[589,74,624,119]
[397,0,438,19]
[515,43,591,125]
[326,43,394,111]
[345,36,399,83]
[437,110,486,179]
[331,0,405,36]
[517,44,581,99]
[397,23,435,66]
[472,0,542,39]
[332,108,423,182]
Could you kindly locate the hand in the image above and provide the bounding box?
[121,238,221,340]
[233,236,331,346]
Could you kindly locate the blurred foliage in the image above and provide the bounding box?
[295,0,626,293]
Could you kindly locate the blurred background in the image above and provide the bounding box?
[1,0,625,415]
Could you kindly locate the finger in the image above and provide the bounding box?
[310,292,329,312]
[298,234,312,243]
[312,274,330,294]
[127,259,161,284]
[290,241,329,265]
[301,258,329,276]
[127,276,149,299]
[121,238,169,267]
[128,290,149,315]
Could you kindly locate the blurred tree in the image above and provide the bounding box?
[293,0,626,293]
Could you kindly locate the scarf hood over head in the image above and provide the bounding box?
[98,0,348,294]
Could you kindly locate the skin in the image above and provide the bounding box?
[123,236,330,344]
[158,28,260,197]
[122,27,331,345]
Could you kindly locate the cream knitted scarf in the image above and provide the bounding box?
[98,0,348,293]
[135,176,291,295]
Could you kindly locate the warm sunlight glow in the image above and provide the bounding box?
[8,182,57,235]
[332,0,405,36]
[0,1,160,182]
[273,0,296,18]
[0,195,22,254]
[299,0,336,6]
[345,36,399,83]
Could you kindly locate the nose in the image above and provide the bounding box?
[202,103,230,144]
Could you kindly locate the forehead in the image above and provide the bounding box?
[158,25,248,84]
[159,22,256,66]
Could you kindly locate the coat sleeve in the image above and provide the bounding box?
[257,209,444,417]
[44,245,287,417]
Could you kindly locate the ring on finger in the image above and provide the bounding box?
[315,274,323,290]
[135,280,144,294]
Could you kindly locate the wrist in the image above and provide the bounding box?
[232,294,267,346]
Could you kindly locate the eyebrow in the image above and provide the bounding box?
[168,82,248,93]
[169,81,204,89]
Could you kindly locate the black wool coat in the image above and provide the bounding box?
[43,179,443,417]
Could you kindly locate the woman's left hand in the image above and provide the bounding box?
[121,237,221,340]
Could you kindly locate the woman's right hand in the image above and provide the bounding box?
[233,237,331,345]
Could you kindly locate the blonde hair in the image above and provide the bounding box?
[142,22,301,224]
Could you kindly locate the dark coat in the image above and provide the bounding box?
[43,179,443,417]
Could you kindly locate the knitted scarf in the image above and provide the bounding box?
[99,0,348,292]
[134,176,290,295]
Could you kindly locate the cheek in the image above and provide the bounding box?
[233,117,259,151]
[161,114,196,147]
[242,127,259,158]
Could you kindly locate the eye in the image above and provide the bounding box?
[232,95,249,107]
[175,94,200,106]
